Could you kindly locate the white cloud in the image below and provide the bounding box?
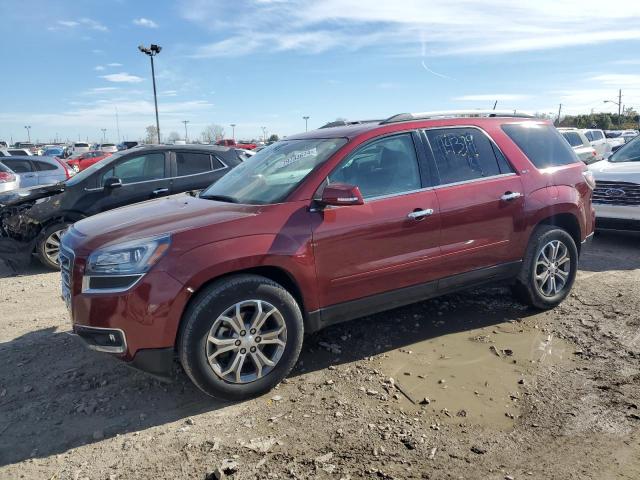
[94,65,105,71]
[454,94,530,102]
[133,17,158,28]
[180,0,640,57]
[101,72,144,83]
[107,63,123,67]
[51,17,108,32]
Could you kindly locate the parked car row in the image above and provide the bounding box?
[45,111,599,401]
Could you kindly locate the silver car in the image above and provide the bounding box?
[0,156,71,188]
[0,161,20,192]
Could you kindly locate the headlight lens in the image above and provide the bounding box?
[86,234,171,275]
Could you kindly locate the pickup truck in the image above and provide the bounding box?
[215,139,257,150]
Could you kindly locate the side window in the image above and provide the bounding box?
[101,153,165,185]
[502,124,577,168]
[2,159,32,173]
[593,131,604,141]
[175,152,213,176]
[34,161,58,171]
[328,134,421,199]
[425,128,502,184]
[584,131,594,141]
[562,132,582,147]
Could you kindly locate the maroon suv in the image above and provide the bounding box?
[61,112,595,400]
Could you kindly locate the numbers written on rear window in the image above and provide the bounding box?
[424,128,513,185]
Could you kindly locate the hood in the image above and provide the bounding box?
[72,193,261,250]
[589,160,640,182]
[0,183,65,208]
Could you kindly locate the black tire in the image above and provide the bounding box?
[512,225,578,309]
[36,222,70,270]
[178,274,304,401]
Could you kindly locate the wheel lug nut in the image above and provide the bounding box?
[240,330,246,336]
[240,348,246,354]
[234,340,241,346]
[250,346,257,353]
[255,336,262,343]
[250,328,257,334]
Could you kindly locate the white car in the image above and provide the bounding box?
[558,128,598,164]
[71,142,91,155]
[621,130,639,144]
[97,143,118,153]
[581,129,611,161]
[589,135,640,232]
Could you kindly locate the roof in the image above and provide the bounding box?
[135,143,232,152]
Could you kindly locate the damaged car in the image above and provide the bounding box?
[0,144,242,270]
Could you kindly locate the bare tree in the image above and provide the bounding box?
[201,124,225,143]
[145,125,159,144]
[167,131,181,143]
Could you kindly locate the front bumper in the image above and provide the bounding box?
[594,204,640,231]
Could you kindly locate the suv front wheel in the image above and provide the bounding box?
[512,225,578,309]
[178,274,304,401]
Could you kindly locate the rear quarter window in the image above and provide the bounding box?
[502,124,578,169]
[34,160,58,171]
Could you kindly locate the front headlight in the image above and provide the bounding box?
[86,234,171,276]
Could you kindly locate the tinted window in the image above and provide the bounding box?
[2,159,32,173]
[592,131,604,140]
[176,152,213,176]
[562,132,583,147]
[74,143,89,148]
[502,124,577,168]
[328,134,421,198]
[584,131,594,141]
[491,144,515,174]
[609,136,640,163]
[34,160,58,171]
[100,153,165,185]
[426,128,502,184]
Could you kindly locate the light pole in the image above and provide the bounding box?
[24,125,31,143]
[101,128,107,143]
[604,89,623,126]
[182,120,190,142]
[303,116,310,132]
[138,43,162,143]
[261,126,267,143]
[230,123,236,141]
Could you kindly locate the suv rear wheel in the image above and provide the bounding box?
[512,225,578,309]
[36,222,70,270]
[178,274,304,401]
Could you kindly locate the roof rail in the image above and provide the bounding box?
[319,119,383,129]
[381,110,535,124]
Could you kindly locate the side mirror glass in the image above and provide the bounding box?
[320,183,364,207]
[104,177,123,189]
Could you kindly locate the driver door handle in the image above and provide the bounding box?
[501,191,522,201]
[152,188,169,196]
[407,208,434,220]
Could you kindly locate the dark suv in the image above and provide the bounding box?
[61,112,595,400]
[0,145,242,269]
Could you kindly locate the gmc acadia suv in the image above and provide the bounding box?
[60,112,595,400]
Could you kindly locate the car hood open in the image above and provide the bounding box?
[0,183,65,208]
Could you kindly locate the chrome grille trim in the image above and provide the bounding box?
[59,246,74,308]
[593,180,640,206]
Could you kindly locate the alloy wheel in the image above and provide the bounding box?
[206,300,287,384]
[535,240,571,297]
[44,229,66,267]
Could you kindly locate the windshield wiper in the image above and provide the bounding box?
[199,193,238,203]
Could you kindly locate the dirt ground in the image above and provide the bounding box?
[0,232,639,480]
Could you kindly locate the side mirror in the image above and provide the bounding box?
[104,177,123,189]
[319,183,364,207]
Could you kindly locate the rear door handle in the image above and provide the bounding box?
[501,192,522,201]
[152,188,169,196]
[407,208,434,220]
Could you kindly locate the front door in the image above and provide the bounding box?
[422,127,525,279]
[312,132,442,309]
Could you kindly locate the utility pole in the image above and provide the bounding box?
[230,124,236,141]
[24,125,31,143]
[556,104,562,126]
[261,126,267,143]
[115,106,121,143]
[101,129,107,143]
[618,89,622,126]
[303,116,310,132]
[182,120,190,142]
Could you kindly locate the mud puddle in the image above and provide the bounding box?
[380,321,572,428]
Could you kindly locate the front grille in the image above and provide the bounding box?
[59,246,74,309]
[593,181,640,206]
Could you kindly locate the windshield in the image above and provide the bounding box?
[201,138,347,204]
[609,135,640,163]
[65,150,127,185]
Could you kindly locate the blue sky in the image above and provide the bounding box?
[1,0,639,144]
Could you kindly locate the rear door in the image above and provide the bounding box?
[312,132,442,308]
[169,150,230,193]
[88,151,171,214]
[33,159,65,185]
[422,127,525,281]
[2,158,37,187]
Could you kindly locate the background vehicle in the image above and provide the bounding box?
[589,135,640,231]
[43,146,65,158]
[117,141,140,150]
[61,111,595,401]
[0,162,19,192]
[71,142,91,155]
[604,130,626,152]
[97,143,118,153]
[0,145,242,269]
[0,149,11,157]
[216,138,257,150]
[66,150,113,172]
[0,156,72,188]
[7,148,33,156]
[621,130,639,144]
[559,128,598,163]
[581,128,611,160]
